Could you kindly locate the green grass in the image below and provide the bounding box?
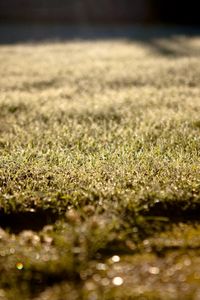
[0,29,200,299]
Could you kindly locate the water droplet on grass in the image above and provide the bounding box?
[9,248,15,254]
[149,266,160,275]
[96,263,107,270]
[111,255,120,263]
[16,262,24,270]
[101,278,110,286]
[112,276,124,286]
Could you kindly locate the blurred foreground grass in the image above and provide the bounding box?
[0,29,200,299]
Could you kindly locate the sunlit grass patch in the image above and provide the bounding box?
[0,30,200,299]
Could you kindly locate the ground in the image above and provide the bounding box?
[0,26,200,300]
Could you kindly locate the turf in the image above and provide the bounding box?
[0,27,200,299]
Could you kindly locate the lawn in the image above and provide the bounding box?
[0,26,200,300]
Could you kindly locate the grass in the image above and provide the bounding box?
[0,27,200,299]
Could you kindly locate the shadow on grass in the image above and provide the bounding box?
[141,199,200,223]
[0,24,200,57]
[0,208,59,233]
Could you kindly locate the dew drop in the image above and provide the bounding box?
[149,267,160,275]
[16,262,24,270]
[101,278,110,286]
[112,276,124,286]
[96,263,107,271]
[111,255,120,263]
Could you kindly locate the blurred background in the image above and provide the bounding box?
[0,0,199,25]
